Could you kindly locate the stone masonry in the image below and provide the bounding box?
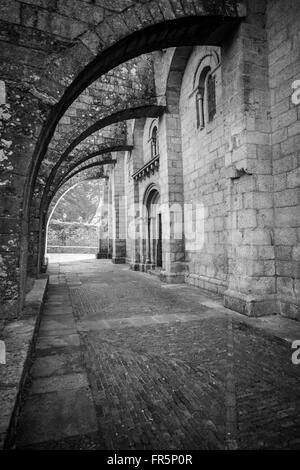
[0,2,299,322]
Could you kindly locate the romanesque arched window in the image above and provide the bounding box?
[196,66,216,129]
[150,125,158,158]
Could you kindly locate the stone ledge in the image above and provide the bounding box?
[224,290,300,321]
[279,297,300,322]
[0,276,48,449]
[186,273,228,295]
[230,311,300,347]
[224,290,279,317]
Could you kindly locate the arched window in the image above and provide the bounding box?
[207,73,216,122]
[150,125,158,158]
[196,67,216,129]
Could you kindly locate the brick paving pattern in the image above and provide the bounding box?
[14,259,300,450]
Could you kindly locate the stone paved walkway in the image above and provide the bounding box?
[14,258,300,450]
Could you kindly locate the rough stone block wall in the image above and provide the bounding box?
[47,222,98,248]
[0,0,156,316]
[179,45,228,293]
[222,14,277,315]
[158,112,185,275]
[267,0,300,319]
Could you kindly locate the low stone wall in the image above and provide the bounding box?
[47,246,98,254]
[0,277,48,449]
[47,222,98,247]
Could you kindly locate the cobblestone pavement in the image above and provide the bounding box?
[14,259,300,450]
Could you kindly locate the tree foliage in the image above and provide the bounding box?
[51,180,101,224]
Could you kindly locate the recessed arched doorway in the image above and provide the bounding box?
[144,185,162,269]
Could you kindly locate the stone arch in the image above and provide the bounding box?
[45,182,81,262]
[143,182,161,206]
[28,133,128,274]
[58,154,116,186]
[49,143,132,198]
[25,9,244,222]
[193,51,220,128]
[31,30,231,280]
[37,151,123,273]
[143,183,162,268]
[40,167,108,272]
[165,47,193,113]
[2,2,245,312]
[192,51,220,89]
[43,105,165,197]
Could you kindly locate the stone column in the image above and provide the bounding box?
[97,179,110,259]
[158,113,186,283]
[111,154,126,263]
[128,179,142,270]
[0,80,48,317]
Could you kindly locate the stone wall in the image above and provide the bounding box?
[47,222,98,248]
[179,45,227,293]
[124,117,161,267]
[114,1,300,320]
[267,0,300,320]
[2,1,300,322]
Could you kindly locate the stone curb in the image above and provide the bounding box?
[0,276,48,449]
[230,313,300,347]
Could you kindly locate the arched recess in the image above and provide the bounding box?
[45,182,82,263]
[165,47,193,113]
[18,9,244,311]
[37,153,120,274]
[40,168,108,272]
[193,51,220,128]
[38,46,222,278]
[143,183,162,269]
[39,145,133,260]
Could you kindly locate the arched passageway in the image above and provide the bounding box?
[45,179,104,263]
[2,0,300,452]
[1,1,245,314]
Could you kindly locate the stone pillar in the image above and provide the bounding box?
[223,12,276,316]
[0,80,47,318]
[111,155,126,263]
[128,179,142,270]
[158,113,186,283]
[107,175,113,259]
[97,179,110,259]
